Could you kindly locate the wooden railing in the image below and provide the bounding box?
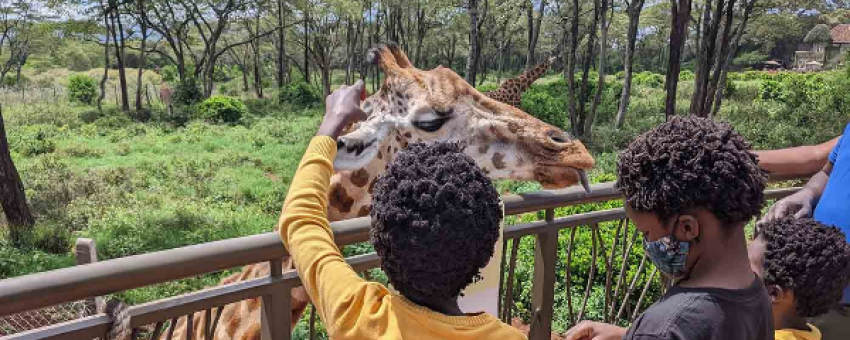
[0,181,803,340]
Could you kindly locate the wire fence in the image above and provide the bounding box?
[0,300,97,336]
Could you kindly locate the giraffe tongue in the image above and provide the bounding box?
[577,169,591,194]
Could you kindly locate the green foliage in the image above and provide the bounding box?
[173,78,204,106]
[3,74,28,86]
[678,70,695,81]
[733,51,769,67]
[804,24,832,44]
[279,82,321,107]
[195,96,247,123]
[67,74,98,105]
[759,79,786,102]
[161,65,179,83]
[633,71,664,88]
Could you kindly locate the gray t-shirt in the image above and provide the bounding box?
[624,277,774,340]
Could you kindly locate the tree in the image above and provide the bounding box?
[804,23,832,44]
[586,0,611,140]
[0,104,34,247]
[614,0,646,128]
[525,0,547,68]
[465,0,489,85]
[0,0,38,86]
[665,0,692,119]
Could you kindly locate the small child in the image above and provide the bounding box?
[566,116,773,340]
[278,81,525,339]
[749,217,850,340]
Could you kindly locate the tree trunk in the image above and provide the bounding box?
[615,0,644,128]
[710,0,755,117]
[97,4,111,113]
[566,0,580,135]
[525,0,547,69]
[576,0,599,138]
[664,0,692,120]
[276,0,287,87]
[108,2,130,112]
[586,0,610,141]
[136,0,147,112]
[0,105,34,247]
[303,24,310,83]
[465,0,480,85]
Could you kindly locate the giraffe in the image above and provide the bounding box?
[107,44,593,340]
[484,55,556,109]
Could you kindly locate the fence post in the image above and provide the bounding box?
[261,260,290,340]
[528,209,557,339]
[75,238,103,314]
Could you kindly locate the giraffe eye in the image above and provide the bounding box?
[413,117,450,132]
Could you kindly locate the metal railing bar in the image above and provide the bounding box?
[203,309,212,340]
[576,225,598,322]
[150,322,164,340]
[166,318,176,340]
[615,253,648,321]
[502,239,520,323]
[1,315,110,340]
[565,227,577,326]
[609,229,638,320]
[504,209,627,240]
[631,268,658,322]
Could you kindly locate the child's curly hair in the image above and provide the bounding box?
[757,217,850,317]
[370,142,502,305]
[616,116,767,225]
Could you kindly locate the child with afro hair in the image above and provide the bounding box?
[748,217,850,340]
[278,81,525,340]
[566,116,773,340]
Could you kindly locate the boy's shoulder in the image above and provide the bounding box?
[625,282,773,340]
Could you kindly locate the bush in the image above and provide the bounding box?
[161,65,178,82]
[195,96,246,123]
[679,70,695,81]
[633,71,664,88]
[67,74,98,105]
[174,78,204,106]
[278,82,321,107]
[3,74,28,86]
[759,79,785,102]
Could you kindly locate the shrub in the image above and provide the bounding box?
[161,65,178,82]
[79,109,102,124]
[475,84,498,93]
[67,74,98,105]
[3,74,28,86]
[278,82,321,107]
[173,78,204,106]
[633,71,664,88]
[195,96,246,123]
[759,79,785,102]
[679,70,695,81]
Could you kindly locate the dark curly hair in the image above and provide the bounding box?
[757,217,850,317]
[370,141,502,306]
[616,116,767,225]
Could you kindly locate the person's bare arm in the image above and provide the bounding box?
[753,137,838,179]
[759,161,833,224]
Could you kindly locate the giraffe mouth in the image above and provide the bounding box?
[333,138,380,171]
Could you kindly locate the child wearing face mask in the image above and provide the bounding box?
[565,116,773,340]
[748,217,850,340]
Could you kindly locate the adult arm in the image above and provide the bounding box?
[759,160,833,223]
[277,81,368,330]
[564,321,627,340]
[752,137,838,179]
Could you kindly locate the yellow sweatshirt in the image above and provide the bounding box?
[775,324,821,340]
[278,136,526,340]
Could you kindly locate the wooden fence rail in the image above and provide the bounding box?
[0,181,803,340]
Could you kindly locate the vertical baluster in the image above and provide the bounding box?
[497,238,508,320]
[631,268,658,321]
[262,259,289,340]
[576,225,598,322]
[616,252,648,321]
[203,309,212,340]
[309,305,317,340]
[565,226,578,326]
[502,238,520,323]
[602,221,622,324]
[610,227,638,320]
[185,314,194,340]
[210,307,223,338]
[528,209,557,339]
[166,318,178,340]
[149,322,164,340]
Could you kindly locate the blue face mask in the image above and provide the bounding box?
[643,224,691,280]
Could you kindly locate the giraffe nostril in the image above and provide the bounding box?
[337,140,345,150]
[547,130,571,144]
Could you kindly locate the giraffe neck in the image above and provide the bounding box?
[327,133,406,221]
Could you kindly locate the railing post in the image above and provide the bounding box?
[528,210,557,339]
[75,238,103,314]
[261,260,290,340]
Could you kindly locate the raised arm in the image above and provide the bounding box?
[277,81,369,329]
[753,136,838,179]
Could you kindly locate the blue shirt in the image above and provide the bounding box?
[814,122,850,238]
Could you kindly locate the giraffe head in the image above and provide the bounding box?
[335,44,594,191]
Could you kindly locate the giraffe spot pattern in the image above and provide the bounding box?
[330,184,355,213]
[351,169,370,187]
[493,152,506,170]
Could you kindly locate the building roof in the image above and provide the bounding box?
[831,24,850,44]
